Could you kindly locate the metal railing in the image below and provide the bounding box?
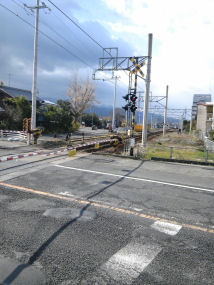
[140,144,214,163]
[0,130,27,141]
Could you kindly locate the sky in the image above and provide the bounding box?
[1,0,214,115]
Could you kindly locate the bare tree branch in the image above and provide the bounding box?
[67,73,96,122]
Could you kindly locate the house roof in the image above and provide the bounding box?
[40,99,56,106]
[0,85,41,101]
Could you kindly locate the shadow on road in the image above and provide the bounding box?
[2,159,144,284]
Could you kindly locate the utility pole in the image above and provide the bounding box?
[24,0,48,130]
[163,85,169,136]
[151,112,153,129]
[138,97,141,123]
[190,110,193,133]
[142,33,153,149]
[8,73,12,87]
[91,106,94,126]
[212,102,214,131]
[112,75,119,131]
[181,113,184,133]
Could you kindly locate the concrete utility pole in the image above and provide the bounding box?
[112,75,119,131]
[181,113,184,133]
[163,85,169,136]
[25,0,48,130]
[31,0,39,130]
[190,110,193,133]
[8,73,12,87]
[212,102,214,130]
[142,33,153,148]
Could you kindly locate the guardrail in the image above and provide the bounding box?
[0,130,27,141]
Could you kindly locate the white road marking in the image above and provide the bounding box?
[100,242,161,284]
[132,207,143,212]
[58,192,74,197]
[54,165,214,194]
[151,221,182,236]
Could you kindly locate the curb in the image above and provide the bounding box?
[151,157,214,166]
[0,139,113,163]
[91,152,214,166]
[91,152,145,160]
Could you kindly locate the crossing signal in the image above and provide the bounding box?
[130,105,137,112]
[122,103,130,111]
[123,94,129,101]
[130,94,137,102]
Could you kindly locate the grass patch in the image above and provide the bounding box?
[144,146,214,162]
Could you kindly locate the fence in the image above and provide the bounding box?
[197,131,214,154]
[203,136,214,153]
[138,144,214,163]
[0,130,27,141]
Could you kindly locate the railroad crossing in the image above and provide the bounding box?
[0,147,214,284]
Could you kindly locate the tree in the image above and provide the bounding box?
[42,100,79,135]
[0,96,31,130]
[67,73,95,123]
[82,113,102,128]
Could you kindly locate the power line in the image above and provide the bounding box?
[47,0,104,50]
[49,9,100,59]
[0,3,92,68]
[47,1,130,80]
[1,3,127,93]
[39,17,95,66]
[10,1,99,69]
[10,0,32,15]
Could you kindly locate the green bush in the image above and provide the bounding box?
[209,130,214,141]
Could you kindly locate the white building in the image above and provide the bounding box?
[196,102,214,135]
[192,94,212,119]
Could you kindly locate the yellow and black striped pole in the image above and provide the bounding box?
[129,57,145,128]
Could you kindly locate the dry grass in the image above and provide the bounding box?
[149,132,203,148]
[143,131,214,162]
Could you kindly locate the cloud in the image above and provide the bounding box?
[0,1,133,104]
[2,0,213,111]
[102,0,214,108]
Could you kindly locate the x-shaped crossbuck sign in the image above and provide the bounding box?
[129,57,145,77]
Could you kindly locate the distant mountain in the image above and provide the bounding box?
[84,105,114,117]
[85,105,179,123]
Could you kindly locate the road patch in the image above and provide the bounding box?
[8,198,55,211]
[43,207,96,220]
[0,181,214,234]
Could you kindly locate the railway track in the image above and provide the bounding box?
[0,129,174,165]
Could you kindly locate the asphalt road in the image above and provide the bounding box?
[0,153,214,284]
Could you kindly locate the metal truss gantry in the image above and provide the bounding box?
[93,34,153,149]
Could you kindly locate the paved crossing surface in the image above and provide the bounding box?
[0,153,214,284]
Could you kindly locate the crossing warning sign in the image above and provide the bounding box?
[130,57,145,77]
